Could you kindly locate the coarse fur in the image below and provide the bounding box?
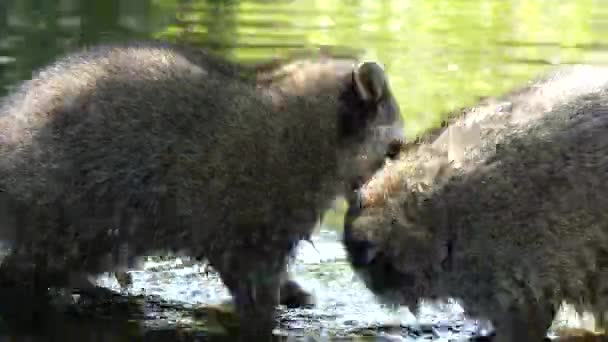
[343,65,608,342]
[0,40,404,340]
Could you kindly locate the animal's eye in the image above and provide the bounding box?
[385,140,403,160]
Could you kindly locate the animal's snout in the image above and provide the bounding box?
[385,138,404,160]
[344,228,417,292]
[343,209,378,269]
[343,233,379,268]
[373,125,405,144]
[368,125,404,160]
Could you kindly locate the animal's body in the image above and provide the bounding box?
[343,65,608,342]
[0,40,404,340]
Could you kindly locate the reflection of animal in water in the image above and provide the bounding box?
[0,40,404,340]
[343,65,608,342]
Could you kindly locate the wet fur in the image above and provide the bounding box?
[0,40,403,340]
[344,65,608,342]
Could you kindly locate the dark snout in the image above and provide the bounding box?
[343,231,415,292]
[385,138,404,160]
[370,125,405,160]
[343,190,377,269]
[343,229,378,269]
[343,199,416,300]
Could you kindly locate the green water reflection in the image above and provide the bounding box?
[4,0,608,136]
[2,0,608,339]
[3,0,607,230]
[3,0,608,230]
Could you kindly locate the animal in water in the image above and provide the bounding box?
[0,40,404,340]
[343,65,608,342]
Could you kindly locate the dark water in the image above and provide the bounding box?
[0,0,607,340]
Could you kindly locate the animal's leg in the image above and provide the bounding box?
[278,271,314,308]
[490,303,555,342]
[210,248,289,342]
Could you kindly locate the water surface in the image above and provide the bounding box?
[0,0,606,340]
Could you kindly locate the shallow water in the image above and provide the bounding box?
[80,228,508,341]
[1,0,608,339]
[86,228,593,341]
[0,231,594,341]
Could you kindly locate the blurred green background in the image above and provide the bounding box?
[1,0,607,229]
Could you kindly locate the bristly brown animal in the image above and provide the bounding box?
[0,40,404,341]
[344,65,608,342]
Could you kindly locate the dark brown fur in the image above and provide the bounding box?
[0,40,404,340]
[343,65,608,342]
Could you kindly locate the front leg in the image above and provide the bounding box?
[210,246,291,342]
[113,271,133,289]
[218,270,314,310]
[219,268,281,341]
[0,251,49,295]
[490,303,556,342]
[279,272,314,308]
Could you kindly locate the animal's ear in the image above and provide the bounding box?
[353,61,387,102]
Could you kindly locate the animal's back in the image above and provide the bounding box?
[437,90,608,305]
[0,41,406,339]
[0,42,283,256]
[362,65,608,203]
[347,66,608,336]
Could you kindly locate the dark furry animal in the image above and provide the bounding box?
[0,40,404,340]
[343,65,608,342]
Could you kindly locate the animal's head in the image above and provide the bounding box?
[342,149,454,309]
[340,61,405,190]
[257,56,405,192]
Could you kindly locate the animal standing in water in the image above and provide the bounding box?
[0,40,404,340]
[343,65,608,342]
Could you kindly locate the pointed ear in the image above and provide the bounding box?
[353,61,387,102]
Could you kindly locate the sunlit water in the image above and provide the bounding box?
[87,227,594,340]
[91,228,477,341]
[0,227,594,340]
[1,0,608,339]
